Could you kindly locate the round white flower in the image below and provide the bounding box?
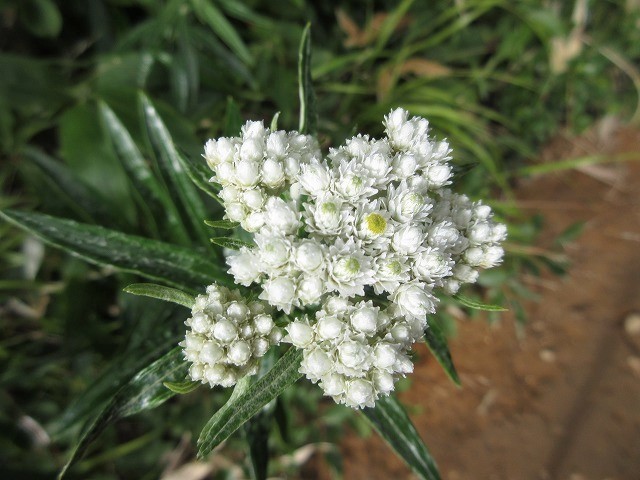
[263,197,300,235]
[226,249,262,286]
[392,282,436,318]
[392,225,425,255]
[259,276,296,313]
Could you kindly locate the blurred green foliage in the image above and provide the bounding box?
[1,0,639,478]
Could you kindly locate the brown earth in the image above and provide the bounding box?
[339,124,640,480]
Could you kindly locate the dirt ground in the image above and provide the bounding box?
[339,124,640,480]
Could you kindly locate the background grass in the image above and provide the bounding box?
[1,0,639,478]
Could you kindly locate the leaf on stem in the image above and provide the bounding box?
[197,347,303,458]
[124,283,195,308]
[424,320,460,386]
[298,23,317,135]
[210,236,253,250]
[0,209,232,290]
[361,395,441,480]
[453,293,508,311]
[58,348,188,479]
[204,219,239,229]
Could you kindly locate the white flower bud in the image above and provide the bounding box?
[284,156,301,177]
[190,363,204,381]
[253,314,274,335]
[385,108,408,133]
[204,364,227,385]
[336,342,364,370]
[220,185,240,203]
[316,315,343,340]
[483,245,504,267]
[298,277,324,305]
[244,212,265,232]
[374,343,397,369]
[490,223,507,242]
[295,240,324,272]
[240,138,264,162]
[346,135,370,158]
[363,153,391,181]
[215,162,235,185]
[242,120,266,139]
[227,251,262,287]
[324,296,350,315]
[351,307,378,334]
[190,313,209,334]
[213,318,237,343]
[299,161,331,195]
[242,189,265,210]
[266,131,287,157]
[392,226,424,254]
[235,159,260,187]
[253,337,270,357]
[373,371,395,394]
[199,341,224,364]
[228,340,252,365]
[226,301,249,321]
[453,264,479,283]
[390,324,411,343]
[259,236,289,268]
[392,282,436,318]
[468,222,491,243]
[463,246,484,266]
[225,202,247,222]
[345,379,375,408]
[185,332,205,352]
[264,197,299,234]
[392,153,418,178]
[260,276,296,312]
[261,158,285,187]
[287,321,315,347]
[475,204,492,220]
[442,278,460,295]
[302,348,332,380]
[425,164,451,188]
[413,249,452,280]
[320,373,346,396]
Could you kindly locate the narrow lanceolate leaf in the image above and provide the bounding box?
[175,151,224,205]
[139,93,210,245]
[197,347,303,458]
[124,283,195,308]
[22,147,119,227]
[205,219,239,229]
[210,237,253,250]
[190,0,253,66]
[361,395,441,480]
[424,321,460,386]
[0,209,232,290]
[163,380,200,395]
[453,293,508,311]
[270,111,281,131]
[99,101,190,245]
[298,23,317,135]
[58,348,188,479]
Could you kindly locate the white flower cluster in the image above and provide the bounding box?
[182,284,282,387]
[192,108,506,407]
[204,120,321,233]
[224,108,506,318]
[286,297,425,408]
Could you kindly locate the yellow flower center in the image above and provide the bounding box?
[366,213,387,235]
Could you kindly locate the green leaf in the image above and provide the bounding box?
[197,347,303,458]
[270,112,281,131]
[124,283,195,308]
[99,101,190,245]
[22,147,118,226]
[163,380,200,395]
[361,395,441,480]
[453,294,508,312]
[190,0,253,66]
[210,237,253,250]
[244,349,278,480]
[298,23,317,135]
[424,320,460,386]
[0,209,231,290]
[174,150,224,205]
[19,0,62,38]
[58,347,188,479]
[224,96,243,137]
[139,93,210,246]
[205,219,239,229]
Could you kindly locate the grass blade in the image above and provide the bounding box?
[453,293,508,311]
